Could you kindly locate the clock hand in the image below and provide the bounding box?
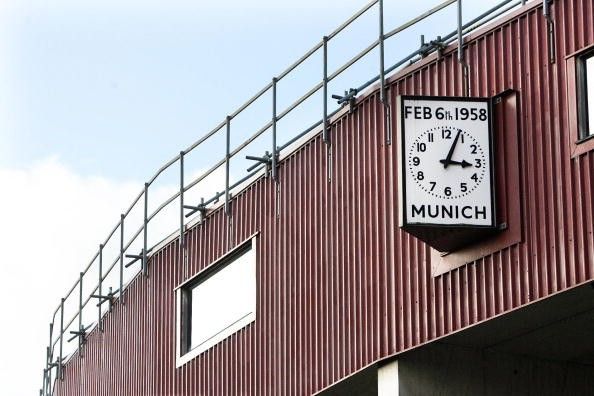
[441,129,462,168]
[439,159,472,168]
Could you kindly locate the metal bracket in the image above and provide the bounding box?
[332,88,358,113]
[45,359,61,372]
[67,324,91,344]
[125,251,143,268]
[246,151,274,174]
[433,36,447,59]
[420,35,429,57]
[44,361,59,372]
[67,331,84,343]
[91,286,118,312]
[420,35,447,58]
[184,197,207,220]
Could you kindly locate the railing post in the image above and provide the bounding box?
[45,346,51,394]
[143,182,148,276]
[379,0,386,104]
[323,35,333,182]
[543,0,555,64]
[179,151,186,276]
[43,347,48,395]
[379,0,391,145]
[59,298,64,380]
[200,197,206,222]
[457,0,470,96]
[98,244,103,332]
[78,272,83,353]
[225,116,231,216]
[46,322,53,394]
[119,214,124,305]
[322,36,329,145]
[457,0,463,64]
[272,78,278,181]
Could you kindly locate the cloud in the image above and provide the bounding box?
[0,156,230,395]
[0,157,142,394]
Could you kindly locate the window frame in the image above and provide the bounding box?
[576,48,594,142]
[175,235,257,367]
[567,44,594,158]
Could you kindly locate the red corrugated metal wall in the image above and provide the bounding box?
[54,1,594,394]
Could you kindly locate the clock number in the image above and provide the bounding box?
[479,108,487,121]
[471,173,478,182]
[455,107,487,121]
[460,182,468,193]
[429,181,436,191]
[475,158,482,168]
[416,142,426,152]
[435,107,445,119]
[412,156,420,166]
[417,171,424,180]
[470,144,478,154]
[459,108,469,120]
[444,186,452,196]
[427,133,434,142]
[460,133,464,143]
[441,129,451,139]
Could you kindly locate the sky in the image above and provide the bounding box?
[0,0,514,394]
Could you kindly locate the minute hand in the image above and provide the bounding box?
[441,129,462,168]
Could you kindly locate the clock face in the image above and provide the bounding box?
[398,96,495,228]
[408,126,487,199]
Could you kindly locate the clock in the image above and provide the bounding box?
[398,96,496,251]
[408,126,487,199]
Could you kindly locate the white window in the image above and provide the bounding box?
[586,56,594,138]
[578,51,594,140]
[176,238,256,366]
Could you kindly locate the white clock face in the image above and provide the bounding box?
[408,126,487,199]
[399,97,494,227]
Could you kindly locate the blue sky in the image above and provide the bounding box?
[2,0,398,179]
[0,0,503,180]
[0,0,512,394]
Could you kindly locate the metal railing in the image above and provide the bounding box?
[40,0,536,394]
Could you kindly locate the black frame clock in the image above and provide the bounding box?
[397,95,497,252]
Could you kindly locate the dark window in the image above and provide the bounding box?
[577,50,594,140]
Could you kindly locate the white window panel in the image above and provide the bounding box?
[586,56,594,136]
[190,247,255,351]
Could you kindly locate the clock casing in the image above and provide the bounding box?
[397,95,496,252]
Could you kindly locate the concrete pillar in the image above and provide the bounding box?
[378,360,399,396]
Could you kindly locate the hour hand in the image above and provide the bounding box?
[439,159,472,168]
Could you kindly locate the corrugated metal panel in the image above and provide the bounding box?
[54,1,594,395]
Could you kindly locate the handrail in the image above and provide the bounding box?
[277,81,324,121]
[384,0,456,39]
[328,39,380,82]
[40,0,530,394]
[328,0,379,40]
[357,0,521,95]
